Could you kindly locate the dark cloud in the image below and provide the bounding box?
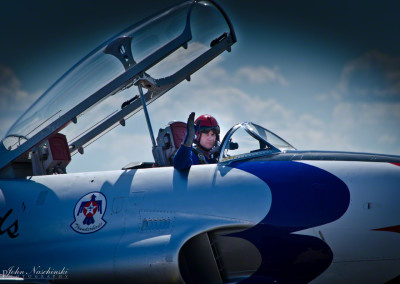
[0,64,29,110]
[0,64,41,138]
[338,51,400,101]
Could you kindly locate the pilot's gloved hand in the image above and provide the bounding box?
[183,112,199,147]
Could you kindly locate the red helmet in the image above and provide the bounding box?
[194,114,220,143]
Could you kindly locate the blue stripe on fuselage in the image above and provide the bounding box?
[228,160,350,283]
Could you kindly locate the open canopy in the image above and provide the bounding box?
[0,0,236,172]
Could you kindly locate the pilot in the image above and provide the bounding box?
[173,112,220,170]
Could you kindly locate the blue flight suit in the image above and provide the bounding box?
[173,144,216,170]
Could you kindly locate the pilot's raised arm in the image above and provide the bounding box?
[173,113,220,170]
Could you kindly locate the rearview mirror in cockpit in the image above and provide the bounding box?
[228,139,238,150]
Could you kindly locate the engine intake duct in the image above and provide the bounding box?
[179,227,261,283]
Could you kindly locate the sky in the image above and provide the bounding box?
[1,0,399,173]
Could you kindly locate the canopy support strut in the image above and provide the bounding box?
[138,83,156,150]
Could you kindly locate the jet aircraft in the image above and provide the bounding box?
[0,1,399,283]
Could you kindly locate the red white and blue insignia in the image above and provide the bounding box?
[71,192,107,234]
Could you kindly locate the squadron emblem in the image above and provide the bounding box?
[71,192,107,234]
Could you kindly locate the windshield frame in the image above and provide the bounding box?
[218,122,296,163]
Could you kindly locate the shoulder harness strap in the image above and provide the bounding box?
[191,147,208,164]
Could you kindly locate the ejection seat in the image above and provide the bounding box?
[154,121,187,167]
